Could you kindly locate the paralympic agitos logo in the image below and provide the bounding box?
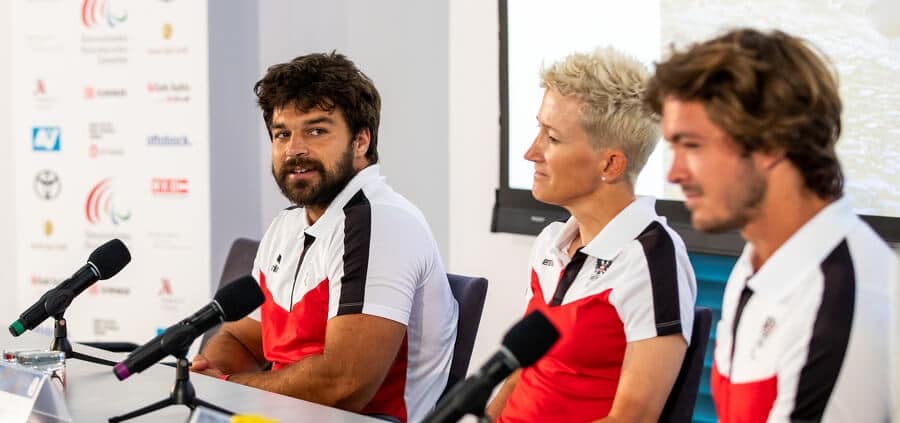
[85,178,132,225]
[81,0,128,29]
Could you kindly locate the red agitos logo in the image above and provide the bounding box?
[152,178,189,194]
[81,0,128,28]
[85,178,132,225]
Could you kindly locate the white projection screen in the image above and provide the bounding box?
[495,0,899,247]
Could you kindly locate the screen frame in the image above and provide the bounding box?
[490,0,900,251]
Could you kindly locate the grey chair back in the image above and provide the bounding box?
[199,238,261,350]
[441,273,489,398]
[659,307,714,423]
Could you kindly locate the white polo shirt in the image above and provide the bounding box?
[712,197,898,423]
[250,165,458,423]
[499,196,697,422]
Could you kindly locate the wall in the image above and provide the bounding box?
[208,0,264,288]
[0,0,14,325]
[256,0,450,259]
[448,0,536,371]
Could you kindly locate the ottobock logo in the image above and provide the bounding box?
[81,0,127,28]
[33,169,62,200]
[85,178,132,225]
[32,127,61,151]
[152,178,189,194]
[146,134,191,146]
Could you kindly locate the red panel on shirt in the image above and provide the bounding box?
[257,271,410,422]
[711,361,777,423]
[498,270,627,422]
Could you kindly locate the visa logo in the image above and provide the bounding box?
[32,127,61,151]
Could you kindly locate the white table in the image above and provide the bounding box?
[1,331,382,422]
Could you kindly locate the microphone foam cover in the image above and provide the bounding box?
[502,310,559,368]
[215,276,265,321]
[89,239,132,279]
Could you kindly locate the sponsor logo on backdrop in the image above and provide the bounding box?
[33,169,61,200]
[33,79,57,109]
[85,178,132,225]
[147,23,189,56]
[81,0,127,28]
[159,278,173,296]
[34,79,46,96]
[148,231,190,250]
[80,0,129,64]
[147,134,191,147]
[152,178,189,195]
[83,85,127,100]
[87,284,131,296]
[87,121,123,158]
[147,81,191,103]
[31,275,63,287]
[88,121,116,140]
[31,220,67,251]
[24,34,63,54]
[158,277,185,311]
[92,318,121,336]
[32,127,61,151]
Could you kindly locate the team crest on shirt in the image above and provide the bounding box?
[270,254,282,273]
[761,317,776,339]
[590,259,613,280]
[751,316,777,359]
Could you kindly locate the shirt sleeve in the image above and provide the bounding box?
[325,202,430,326]
[609,239,694,344]
[246,249,264,321]
[247,215,282,322]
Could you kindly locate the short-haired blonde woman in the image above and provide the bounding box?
[486,47,697,423]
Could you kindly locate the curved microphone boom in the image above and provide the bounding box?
[113,276,264,381]
[422,310,560,423]
[8,239,131,336]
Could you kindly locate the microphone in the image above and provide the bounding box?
[113,276,264,381]
[422,310,560,423]
[9,239,131,336]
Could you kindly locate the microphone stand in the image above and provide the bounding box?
[108,349,233,422]
[50,317,118,366]
[422,377,494,423]
[46,289,117,366]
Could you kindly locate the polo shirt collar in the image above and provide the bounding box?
[301,164,384,239]
[742,196,858,299]
[549,196,660,261]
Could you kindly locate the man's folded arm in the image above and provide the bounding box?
[226,313,406,412]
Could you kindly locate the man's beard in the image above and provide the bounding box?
[273,145,356,209]
[690,158,766,234]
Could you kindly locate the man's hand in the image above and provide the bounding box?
[191,354,227,378]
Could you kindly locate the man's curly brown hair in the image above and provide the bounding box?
[645,28,843,198]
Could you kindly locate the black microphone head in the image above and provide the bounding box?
[214,276,264,321]
[88,239,132,279]
[502,310,560,368]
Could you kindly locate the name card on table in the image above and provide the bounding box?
[0,361,72,422]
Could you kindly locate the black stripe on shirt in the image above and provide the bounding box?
[337,190,372,315]
[790,239,855,421]
[288,233,317,311]
[636,221,683,337]
[549,250,588,306]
